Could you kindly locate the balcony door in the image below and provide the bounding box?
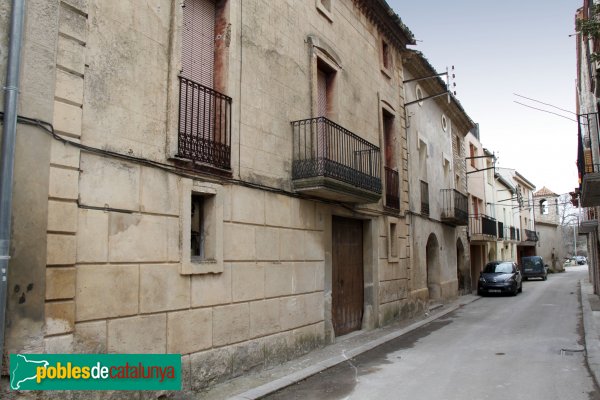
[317,67,331,167]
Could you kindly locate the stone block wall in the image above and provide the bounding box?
[54,152,327,388]
[3,0,418,393]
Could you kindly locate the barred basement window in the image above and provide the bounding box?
[191,194,206,259]
[180,181,223,275]
[389,223,398,258]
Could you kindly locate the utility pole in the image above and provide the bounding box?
[573,222,577,257]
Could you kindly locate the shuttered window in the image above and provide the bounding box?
[182,0,215,88]
[317,69,328,118]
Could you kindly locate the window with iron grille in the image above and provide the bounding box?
[421,181,430,216]
[383,109,399,210]
[181,182,224,275]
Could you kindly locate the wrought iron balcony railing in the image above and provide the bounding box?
[440,189,468,226]
[178,77,232,170]
[482,215,497,236]
[420,181,430,216]
[385,167,400,210]
[469,214,497,239]
[291,117,381,202]
[524,229,538,242]
[580,207,599,233]
[577,113,600,206]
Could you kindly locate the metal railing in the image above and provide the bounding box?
[420,181,429,216]
[291,117,382,193]
[482,215,497,236]
[469,214,497,238]
[440,189,468,224]
[385,167,400,210]
[497,221,504,239]
[577,113,600,179]
[178,77,232,170]
[582,208,599,221]
[524,229,539,242]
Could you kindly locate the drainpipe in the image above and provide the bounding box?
[0,0,26,371]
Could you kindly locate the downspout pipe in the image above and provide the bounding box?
[0,0,26,371]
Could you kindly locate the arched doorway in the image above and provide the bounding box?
[456,239,465,294]
[426,234,441,300]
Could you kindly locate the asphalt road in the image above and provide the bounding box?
[266,265,599,400]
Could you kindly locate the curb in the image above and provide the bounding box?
[580,279,600,387]
[229,295,480,400]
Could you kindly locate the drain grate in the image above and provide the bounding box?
[560,348,585,356]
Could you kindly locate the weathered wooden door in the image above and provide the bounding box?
[332,216,364,336]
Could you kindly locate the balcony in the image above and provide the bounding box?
[291,117,382,203]
[577,113,600,206]
[469,214,497,241]
[385,167,400,210]
[420,181,430,216]
[177,77,232,170]
[440,189,468,226]
[523,229,539,243]
[580,207,599,233]
[497,221,504,240]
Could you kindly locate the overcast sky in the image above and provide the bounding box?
[389,0,581,195]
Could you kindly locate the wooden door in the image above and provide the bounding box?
[332,216,364,336]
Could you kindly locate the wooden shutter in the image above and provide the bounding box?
[182,0,215,88]
[317,69,328,118]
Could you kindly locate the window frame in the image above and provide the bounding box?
[380,38,393,78]
[387,217,400,262]
[316,0,334,22]
[415,85,424,107]
[180,180,224,275]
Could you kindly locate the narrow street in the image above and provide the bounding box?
[266,266,599,400]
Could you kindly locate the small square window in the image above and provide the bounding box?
[387,217,400,262]
[389,223,398,258]
[381,39,393,78]
[180,180,224,275]
[316,0,333,21]
[416,85,424,106]
[191,194,209,260]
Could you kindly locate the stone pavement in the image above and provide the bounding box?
[194,294,480,400]
[197,267,600,400]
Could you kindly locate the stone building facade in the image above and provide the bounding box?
[575,0,600,294]
[494,172,520,263]
[533,187,565,272]
[494,168,538,265]
[402,51,473,298]
[0,0,422,392]
[465,128,496,287]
